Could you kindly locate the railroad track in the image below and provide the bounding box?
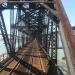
[0,40,48,75]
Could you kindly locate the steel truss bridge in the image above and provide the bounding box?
[0,0,75,75]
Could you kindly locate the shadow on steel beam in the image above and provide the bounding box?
[14,56,46,75]
[0,67,32,75]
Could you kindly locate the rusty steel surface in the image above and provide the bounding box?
[55,0,75,63]
[0,40,48,75]
[0,0,6,4]
[0,0,75,75]
[40,3,58,17]
[54,0,75,75]
[0,0,50,3]
[37,0,75,74]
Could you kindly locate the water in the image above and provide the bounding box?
[58,49,68,75]
[0,40,7,55]
[0,39,19,62]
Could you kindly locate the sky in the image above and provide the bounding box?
[61,0,75,26]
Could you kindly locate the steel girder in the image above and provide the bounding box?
[0,1,58,61]
[0,11,11,55]
[50,21,58,63]
[0,0,65,75]
[10,5,15,56]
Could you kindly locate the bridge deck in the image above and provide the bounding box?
[0,40,48,75]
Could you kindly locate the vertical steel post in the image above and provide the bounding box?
[10,5,15,56]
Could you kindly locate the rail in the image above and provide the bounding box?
[0,58,14,72]
[0,55,25,74]
[9,56,24,75]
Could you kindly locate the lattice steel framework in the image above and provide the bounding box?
[0,0,70,75]
[50,21,58,63]
[0,10,11,55]
[0,0,58,63]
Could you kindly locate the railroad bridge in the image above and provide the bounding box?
[0,0,75,75]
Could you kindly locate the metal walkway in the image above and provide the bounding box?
[0,39,49,75]
[0,0,75,75]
